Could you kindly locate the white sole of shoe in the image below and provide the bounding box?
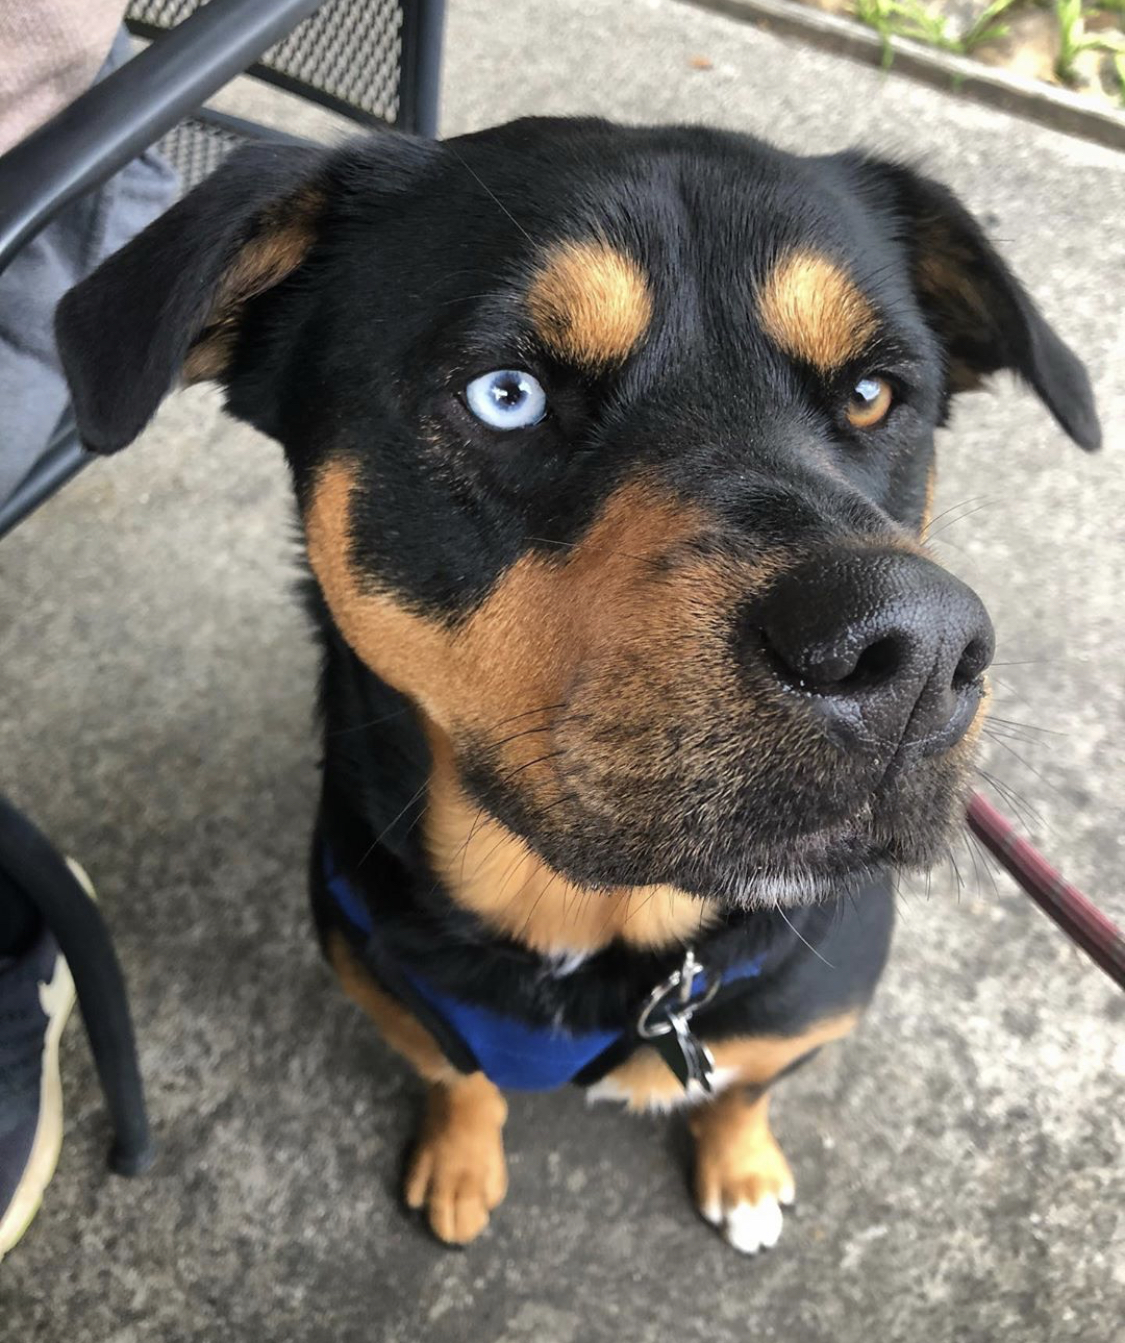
[0,859,90,1260]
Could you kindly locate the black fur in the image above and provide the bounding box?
[56,118,1098,1082]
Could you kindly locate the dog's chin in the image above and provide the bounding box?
[508,800,960,910]
[675,839,888,909]
[639,824,893,909]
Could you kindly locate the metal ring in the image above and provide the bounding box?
[636,965,721,1039]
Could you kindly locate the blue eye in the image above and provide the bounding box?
[464,369,547,430]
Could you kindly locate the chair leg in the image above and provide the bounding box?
[0,795,154,1176]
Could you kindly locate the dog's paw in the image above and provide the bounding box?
[695,1129,795,1255]
[403,1080,508,1246]
[404,1127,508,1245]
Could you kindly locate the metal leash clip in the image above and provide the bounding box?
[636,948,720,1092]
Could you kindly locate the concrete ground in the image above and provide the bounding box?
[2,0,1123,1338]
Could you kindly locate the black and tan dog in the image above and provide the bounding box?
[56,119,1098,1253]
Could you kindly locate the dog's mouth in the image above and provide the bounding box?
[461,731,973,910]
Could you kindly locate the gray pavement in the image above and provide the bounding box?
[1,0,1123,1338]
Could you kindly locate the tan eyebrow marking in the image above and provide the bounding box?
[756,250,878,373]
[527,240,653,367]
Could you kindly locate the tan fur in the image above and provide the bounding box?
[692,1090,794,1218]
[403,1073,509,1245]
[424,726,713,954]
[527,240,653,367]
[184,190,323,382]
[757,251,877,372]
[328,931,508,1245]
[595,1011,859,1112]
[304,462,786,955]
[304,460,781,745]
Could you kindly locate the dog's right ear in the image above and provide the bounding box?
[56,141,332,454]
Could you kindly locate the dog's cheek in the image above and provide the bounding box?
[303,457,577,744]
[303,459,456,715]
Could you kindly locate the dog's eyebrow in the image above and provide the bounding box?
[527,240,653,368]
[756,251,878,373]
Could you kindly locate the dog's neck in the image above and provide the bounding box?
[422,723,716,958]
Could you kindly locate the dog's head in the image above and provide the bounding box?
[57,118,1099,907]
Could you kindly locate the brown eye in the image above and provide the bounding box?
[846,376,893,429]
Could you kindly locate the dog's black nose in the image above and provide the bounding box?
[752,550,994,759]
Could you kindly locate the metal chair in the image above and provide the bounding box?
[0,0,445,1177]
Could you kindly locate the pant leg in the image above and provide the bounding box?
[0,26,178,507]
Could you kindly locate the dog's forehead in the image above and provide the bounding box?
[421,126,906,369]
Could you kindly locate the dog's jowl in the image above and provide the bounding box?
[57,118,1099,1252]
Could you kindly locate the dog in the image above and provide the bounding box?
[56,117,1099,1254]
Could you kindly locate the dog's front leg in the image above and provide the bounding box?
[690,1088,795,1255]
[404,1073,509,1245]
[327,931,508,1244]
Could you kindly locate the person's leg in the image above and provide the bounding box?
[0,24,178,508]
[0,864,80,1260]
[0,869,41,960]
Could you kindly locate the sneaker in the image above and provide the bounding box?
[0,862,88,1261]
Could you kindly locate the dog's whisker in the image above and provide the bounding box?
[325,705,413,738]
[974,767,1048,836]
[775,902,836,968]
[921,494,996,539]
[492,749,567,789]
[621,887,659,928]
[961,823,987,902]
[484,702,569,735]
[961,825,1002,905]
[516,868,564,943]
[945,842,966,906]
[484,710,591,756]
[525,534,667,573]
[354,779,431,871]
[981,734,1066,803]
[921,495,1000,541]
[446,143,536,246]
[982,720,1050,744]
[986,713,1064,738]
[459,804,489,889]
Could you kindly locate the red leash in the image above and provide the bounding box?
[966,792,1125,991]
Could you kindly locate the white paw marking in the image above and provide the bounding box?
[584,1077,630,1106]
[585,1070,740,1113]
[720,1195,784,1255]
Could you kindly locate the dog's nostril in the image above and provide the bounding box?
[953,636,991,689]
[844,635,903,690]
[767,631,908,694]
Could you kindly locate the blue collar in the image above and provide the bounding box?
[323,847,763,1091]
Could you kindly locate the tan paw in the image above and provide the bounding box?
[403,1077,508,1246]
[693,1096,795,1255]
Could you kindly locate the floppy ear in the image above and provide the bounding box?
[55,141,332,454]
[853,158,1100,451]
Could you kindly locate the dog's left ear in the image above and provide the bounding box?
[56,133,439,454]
[850,157,1100,451]
[55,141,334,454]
